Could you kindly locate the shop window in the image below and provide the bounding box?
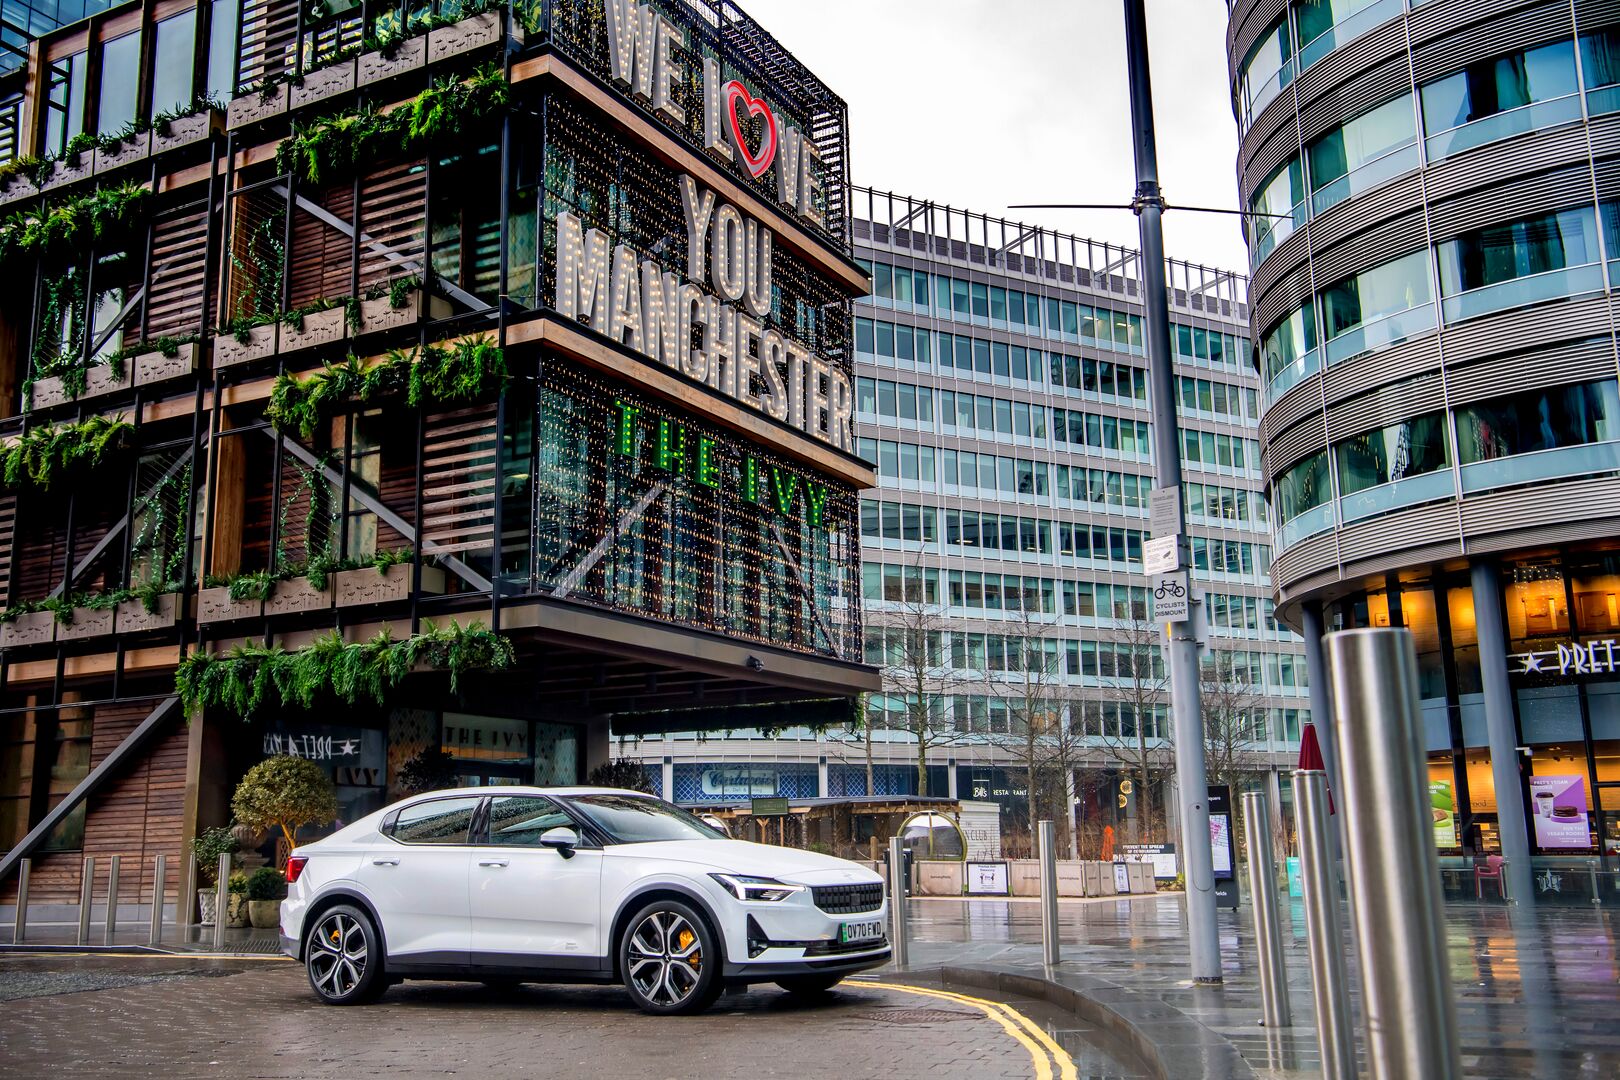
[1570,553,1620,635]
[1504,561,1570,644]
[1526,743,1593,852]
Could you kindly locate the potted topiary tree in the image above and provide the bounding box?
[231,754,339,859]
[189,826,239,925]
[244,867,287,929]
[396,747,457,796]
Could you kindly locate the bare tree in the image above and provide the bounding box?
[1199,647,1274,849]
[983,603,1069,855]
[1094,609,1172,844]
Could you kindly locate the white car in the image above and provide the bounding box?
[280,786,890,1014]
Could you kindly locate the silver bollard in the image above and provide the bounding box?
[1294,770,1354,1080]
[149,854,167,946]
[1038,820,1060,966]
[1590,859,1602,906]
[1241,791,1290,1028]
[12,857,29,944]
[104,854,120,946]
[212,853,230,951]
[1327,628,1461,1080]
[78,857,95,945]
[888,836,908,970]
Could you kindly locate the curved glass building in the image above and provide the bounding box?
[1229,0,1620,893]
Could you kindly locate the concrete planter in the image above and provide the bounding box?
[278,307,347,355]
[263,577,332,615]
[198,587,263,623]
[227,83,290,130]
[116,594,178,633]
[28,376,70,410]
[334,563,444,607]
[357,290,421,335]
[290,58,356,110]
[82,362,134,399]
[916,860,964,896]
[41,155,93,192]
[134,343,199,386]
[197,889,218,926]
[0,172,40,206]
[358,35,426,87]
[93,131,152,176]
[0,610,55,648]
[427,11,503,64]
[247,898,281,929]
[227,894,250,927]
[212,325,277,368]
[152,110,217,156]
[56,606,116,640]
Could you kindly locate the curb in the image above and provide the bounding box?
[936,964,1256,1080]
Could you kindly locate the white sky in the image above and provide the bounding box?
[739,0,1250,274]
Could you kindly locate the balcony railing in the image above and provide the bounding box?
[1295,0,1405,72]
[1439,262,1604,324]
[1339,468,1454,522]
[1459,440,1620,494]
[1310,139,1419,217]
[1274,500,1335,552]
[1264,345,1321,404]
[1322,301,1435,367]
[1424,94,1583,161]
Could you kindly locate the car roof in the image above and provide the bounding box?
[402,786,651,800]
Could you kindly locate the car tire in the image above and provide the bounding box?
[618,898,724,1015]
[481,978,525,993]
[776,974,845,997]
[304,904,387,1006]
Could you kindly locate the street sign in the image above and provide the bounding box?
[1152,572,1190,623]
[1144,534,1179,575]
[1149,486,1183,537]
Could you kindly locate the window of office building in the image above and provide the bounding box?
[97,32,142,136]
[1335,412,1449,496]
[1454,379,1618,464]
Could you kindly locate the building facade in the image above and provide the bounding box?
[1229,0,1620,887]
[624,189,1309,854]
[0,0,877,913]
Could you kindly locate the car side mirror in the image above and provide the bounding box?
[540,826,579,858]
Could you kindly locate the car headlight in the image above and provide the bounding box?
[710,873,805,902]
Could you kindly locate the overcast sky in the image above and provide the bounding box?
[740,0,1250,274]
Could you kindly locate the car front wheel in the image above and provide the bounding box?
[305,904,387,1005]
[619,899,723,1015]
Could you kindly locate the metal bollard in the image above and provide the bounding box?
[1591,859,1603,907]
[1294,770,1354,1080]
[104,854,120,946]
[888,836,908,970]
[212,853,230,951]
[78,857,95,946]
[149,854,167,946]
[1501,857,1514,904]
[1038,820,1060,966]
[1326,628,1461,1080]
[12,857,29,944]
[1241,791,1290,1028]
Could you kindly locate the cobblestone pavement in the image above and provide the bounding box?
[0,954,1146,1079]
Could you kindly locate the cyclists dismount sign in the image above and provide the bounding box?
[1153,572,1190,624]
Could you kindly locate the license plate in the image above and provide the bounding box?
[839,920,883,944]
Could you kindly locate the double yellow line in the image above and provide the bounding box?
[867,980,1078,1080]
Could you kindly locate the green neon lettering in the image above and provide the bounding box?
[697,437,719,487]
[744,456,761,503]
[804,481,828,528]
[614,400,640,456]
[771,466,799,516]
[658,419,689,474]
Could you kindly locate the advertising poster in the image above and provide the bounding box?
[965,861,1010,896]
[1530,775,1590,849]
[1430,780,1457,848]
[1209,815,1232,874]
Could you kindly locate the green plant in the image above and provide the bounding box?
[131,578,181,614]
[227,871,249,895]
[190,826,241,884]
[244,866,287,901]
[397,747,458,795]
[1,415,133,490]
[231,755,339,848]
[176,622,516,717]
[0,182,150,268]
[586,759,656,795]
[225,569,278,602]
[370,547,414,571]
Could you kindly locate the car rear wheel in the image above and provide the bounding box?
[305,904,387,1005]
[619,900,723,1015]
[777,974,845,997]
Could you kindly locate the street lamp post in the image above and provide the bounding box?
[1121,0,1221,983]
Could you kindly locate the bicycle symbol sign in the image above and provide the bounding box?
[1152,573,1191,623]
[1154,579,1186,600]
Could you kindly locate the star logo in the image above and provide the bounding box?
[1522,653,1545,673]
[1537,869,1561,894]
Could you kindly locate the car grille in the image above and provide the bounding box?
[811,883,883,914]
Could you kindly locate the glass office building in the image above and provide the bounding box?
[1229,0,1620,890]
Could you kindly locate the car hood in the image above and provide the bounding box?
[605,838,880,885]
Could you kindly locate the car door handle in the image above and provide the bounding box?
[478,859,509,868]
[372,858,399,866]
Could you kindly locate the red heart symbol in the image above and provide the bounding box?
[724,79,777,179]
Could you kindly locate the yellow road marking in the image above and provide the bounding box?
[870,980,1076,1080]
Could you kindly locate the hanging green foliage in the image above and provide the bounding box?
[275,64,510,185]
[266,337,507,439]
[1,415,132,490]
[174,622,516,717]
[0,183,151,268]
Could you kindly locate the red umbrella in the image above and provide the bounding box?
[1299,723,1335,814]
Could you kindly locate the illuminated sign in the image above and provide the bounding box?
[1510,639,1620,677]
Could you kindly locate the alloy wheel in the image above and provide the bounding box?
[626,909,704,1007]
[308,911,368,999]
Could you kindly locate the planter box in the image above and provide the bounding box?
[263,577,332,615]
[0,173,40,206]
[1008,859,1042,897]
[152,110,217,156]
[290,58,356,110]
[115,593,178,633]
[227,83,290,130]
[277,307,346,355]
[57,606,116,640]
[358,35,426,87]
[334,563,444,606]
[0,611,55,648]
[81,362,134,399]
[40,155,93,192]
[427,11,503,65]
[357,290,421,334]
[212,325,277,368]
[198,587,263,623]
[1056,861,1086,897]
[93,130,152,176]
[134,342,199,386]
[28,376,70,410]
[915,860,963,896]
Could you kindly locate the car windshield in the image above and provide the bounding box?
[564,794,724,844]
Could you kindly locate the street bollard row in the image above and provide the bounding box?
[9,851,187,948]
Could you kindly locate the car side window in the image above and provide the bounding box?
[390,796,481,845]
[484,795,575,847]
